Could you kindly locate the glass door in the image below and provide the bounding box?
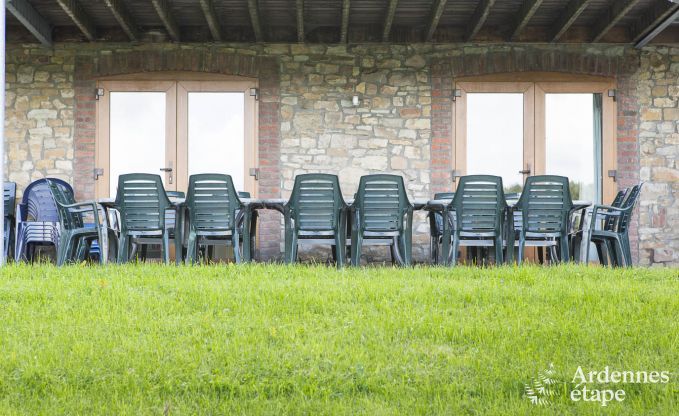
[176,81,258,194]
[96,81,177,198]
[96,78,258,198]
[454,82,535,194]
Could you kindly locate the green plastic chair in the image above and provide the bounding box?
[137,190,185,261]
[183,174,250,264]
[47,180,115,265]
[284,174,348,266]
[586,184,642,267]
[114,173,173,264]
[441,175,507,266]
[514,175,573,264]
[570,188,627,263]
[428,191,455,264]
[351,174,413,266]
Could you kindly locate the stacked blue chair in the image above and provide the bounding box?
[4,182,17,261]
[15,178,73,261]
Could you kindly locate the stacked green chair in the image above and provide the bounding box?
[3,182,16,261]
[514,175,573,264]
[428,191,455,264]
[47,180,115,265]
[586,184,642,267]
[114,173,173,264]
[351,174,414,266]
[284,174,348,266]
[441,175,507,265]
[570,188,627,263]
[183,174,250,264]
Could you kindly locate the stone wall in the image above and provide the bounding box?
[3,42,679,265]
[4,48,75,188]
[636,47,679,266]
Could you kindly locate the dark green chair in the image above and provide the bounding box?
[351,174,413,266]
[284,174,348,266]
[514,175,573,264]
[137,190,185,261]
[571,188,627,263]
[183,174,250,264]
[586,184,642,267]
[428,191,455,264]
[114,173,173,264]
[441,175,507,266]
[47,180,115,265]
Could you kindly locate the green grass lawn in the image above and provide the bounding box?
[0,264,677,415]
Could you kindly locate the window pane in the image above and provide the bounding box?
[109,92,166,197]
[467,93,524,193]
[188,92,245,191]
[545,94,596,201]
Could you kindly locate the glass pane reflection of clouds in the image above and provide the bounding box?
[546,94,595,201]
[188,92,245,191]
[109,92,166,197]
[467,93,525,193]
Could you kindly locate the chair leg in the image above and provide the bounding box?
[233,228,242,264]
[621,235,632,267]
[559,236,570,263]
[517,233,526,265]
[117,234,129,263]
[185,232,197,265]
[450,233,460,266]
[494,236,503,265]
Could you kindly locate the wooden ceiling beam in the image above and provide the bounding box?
[340,0,351,43]
[632,0,679,47]
[425,0,447,42]
[466,0,495,41]
[102,0,139,42]
[199,0,222,41]
[296,0,305,42]
[591,0,643,42]
[247,0,263,42]
[382,0,399,42]
[509,0,544,40]
[150,0,180,41]
[550,0,592,42]
[6,0,52,46]
[55,0,95,41]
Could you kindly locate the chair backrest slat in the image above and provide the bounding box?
[289,174,343,231]
[355,174,410,233]
[186,174,240,232]
[115,174,170,232]
[516,175,573,234]
[450,175,506,233]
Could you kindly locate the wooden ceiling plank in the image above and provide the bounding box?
[382,0,399,42]
[55,0,96,41]
[102,0,139,41]
[466,0,496,41]
[199,0,222,41]
[6,0,52,46]
[510,0,544,40]
[591,0,643,42]
[340,0,351,43]
[632,0,679,46]
[296,0,304,42]
[550,0,593,42]
[247,0,263,42]
[426,0,448,42]
[150,0,180,41]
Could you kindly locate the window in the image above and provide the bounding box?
[453,75,616,203]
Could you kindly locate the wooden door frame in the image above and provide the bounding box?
[95,80,177,198]
[176,80,259,195]
[534,81,617,203]
[453,81,535,188]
